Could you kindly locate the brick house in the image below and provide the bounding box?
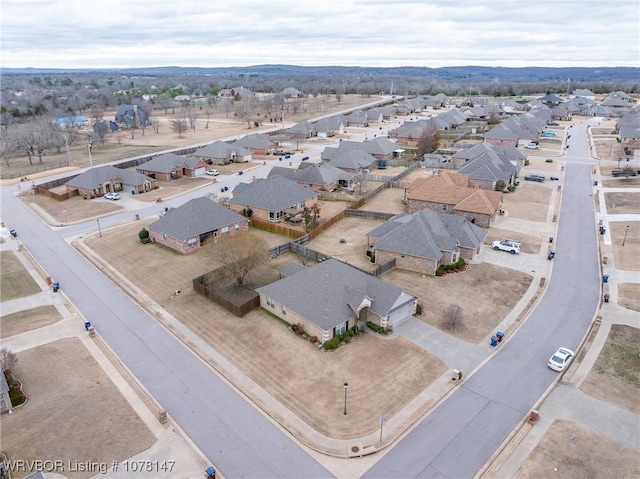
[406,171,502,228]
[267,162,355,192]
[65,165,155,197]
[231,133,277,156]
[193,141,252,164]
[229,175,318,223]
[256,259,417,343]
[148,197,248,254]
[137,152,208,180]
[367,209,487,276]
[453,142,523,190]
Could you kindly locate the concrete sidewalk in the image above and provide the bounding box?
[0,229,211,479]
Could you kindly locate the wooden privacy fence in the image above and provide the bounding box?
[249,217,306,239]
[192,274,260,317]
[345,209,396,220]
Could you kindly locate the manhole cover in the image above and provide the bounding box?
[351,446,360,453]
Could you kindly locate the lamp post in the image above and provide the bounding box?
[379,414,387,442]
[87,141,94,168]
[622,225,629,246]
[97,219,102,238]
[343,382,348,416]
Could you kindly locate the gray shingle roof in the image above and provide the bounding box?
[268,163,353,186]
[256,258,415,330]
[66,165,153,190]
[139,152,186,173]
[229,175,317,211]
[194,141,251,159]
[148,197,246,242]
[367,209,487,260]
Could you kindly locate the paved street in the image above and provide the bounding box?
[0,118,610,478]
[363,123,602,478]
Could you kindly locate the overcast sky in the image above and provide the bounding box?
[1,0,638,69]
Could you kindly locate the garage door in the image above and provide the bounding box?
[388,300,415,326]
[195,167,206,176]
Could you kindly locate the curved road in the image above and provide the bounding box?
[364,122,601,478]
[1,120,601,478]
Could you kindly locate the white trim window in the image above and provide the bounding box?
[266,297,275,308]
[281,305,287,316]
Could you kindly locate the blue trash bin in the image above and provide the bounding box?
[205,466,216,478]
[594,180,598,186]
[490,336,498,347]
[602,275,609,283]
[496,331,504,342]
[84,321,91,330]
[52,282,59,292]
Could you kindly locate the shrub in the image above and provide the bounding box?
[138,228,151,244]
[545,158,554,163]
[348,329,355,337]
[524,159,530,166]
[309,335,318,343]
[415,303,423,316]
[436,266,444,276]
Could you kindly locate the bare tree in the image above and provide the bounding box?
[416,127,441,157]
[208,232,268,286]
[441,305,464,332]
[0,348,17,374]
[171,118,188,138]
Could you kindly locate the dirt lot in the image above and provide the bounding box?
[617,283,640,312]
[501,182,553,223]
[579,324,640,414]
[0,305,62,338]
[1,338,155,479]
[514,420,639,478]
[604,192,640,215]
[306,216,384,271]
[381,264,533,343]
[358,187,407,214]
[602,177,640,188]
[609,221,640,271]
[0,251,41,301]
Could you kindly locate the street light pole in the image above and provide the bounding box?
[87,141,94,168]
[343,382,348,416]
[97,219,102,238]
[379,414,386,442]
[622,225,629,246]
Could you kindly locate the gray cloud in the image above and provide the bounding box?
[1,0,638,68]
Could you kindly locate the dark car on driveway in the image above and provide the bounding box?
[524,175,545,182]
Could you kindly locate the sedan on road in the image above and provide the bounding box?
[548,347,575,371]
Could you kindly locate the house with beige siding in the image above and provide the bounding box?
[406,171,502,228]
[366,209,487,276]
[256,259,417,343]
[148,197,248,254]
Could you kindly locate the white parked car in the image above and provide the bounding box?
[492,239,520,254]
[206,169,219,176]
[104,192,120,200]
[524,143,541,150]
[548,347,575,372]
